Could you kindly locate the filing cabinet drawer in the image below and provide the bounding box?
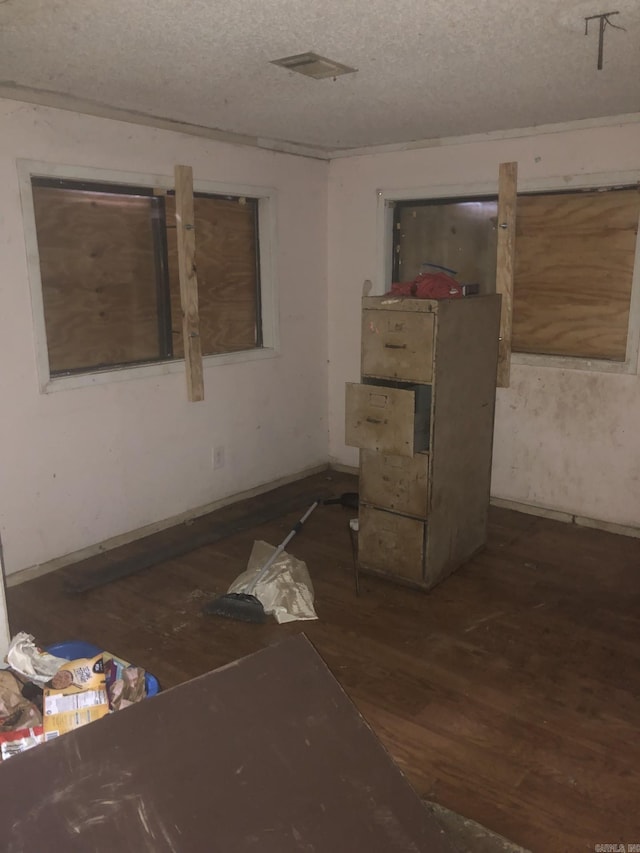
[345,382,430,457]
[360,449,429,518]
[358,505,425,582]
[361,309,434,383]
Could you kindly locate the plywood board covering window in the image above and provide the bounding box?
[512,189,640,361]
[164,195,259,356]
[31,178,262,377]
[32,186,161,374]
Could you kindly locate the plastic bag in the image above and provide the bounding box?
[6,633,66,685]
[228,541,318,624]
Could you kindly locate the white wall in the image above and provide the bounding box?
[3,102,639,582]
[0,99,329,576]
[327,121,640,528]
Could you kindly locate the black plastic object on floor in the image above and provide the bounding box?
[203,501,319,624]
[204,591,267,623]
[322,492,359,509]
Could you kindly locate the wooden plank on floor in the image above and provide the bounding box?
[64,489,329,593]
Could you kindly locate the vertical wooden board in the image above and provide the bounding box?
[345,383,416,457]
[512,189,640,360]
[496,162,517,387]
[425,295,501,588]
[358,505,425,582]
[32,186,160,373]
[174,165,204,401]
[165,195,259,357]
[361,309,434,383]
[360,449,430,518]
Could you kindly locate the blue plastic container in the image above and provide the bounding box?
[46,641,160,697]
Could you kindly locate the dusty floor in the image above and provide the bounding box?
[8,470,640,852]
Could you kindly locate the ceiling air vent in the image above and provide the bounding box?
[271,52,357,80]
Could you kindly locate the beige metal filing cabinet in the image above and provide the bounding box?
[345,294,501,590]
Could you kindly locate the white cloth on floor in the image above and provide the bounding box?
[227,541,318,624]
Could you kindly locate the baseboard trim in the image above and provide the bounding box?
[573,514,640,539]
[489,497,573,523]
[490,496,640,539]
[6,463,330,588]
[328,461,359,476]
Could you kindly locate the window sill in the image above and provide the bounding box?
[40,347,280,394]
[511,351,638,376]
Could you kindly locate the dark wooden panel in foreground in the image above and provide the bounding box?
[0,635,455,853]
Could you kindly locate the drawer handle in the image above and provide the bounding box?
[384,343,407,350]
[368,394,388,407]
[365,417,382,424]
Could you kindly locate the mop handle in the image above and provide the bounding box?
[246,501,320,594]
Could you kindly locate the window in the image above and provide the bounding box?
[392,185,640,365]
[29,176,264,378]
[512,188,640,361]
[393,198,498,293]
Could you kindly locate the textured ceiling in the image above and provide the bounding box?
[0,0,638,153]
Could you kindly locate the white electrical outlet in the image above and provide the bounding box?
[212,446,225,469]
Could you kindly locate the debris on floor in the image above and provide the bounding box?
[424,801,532,853]
[43,652,110,739]
[0,725,45,760]
[228,540,318,624]
[0,669,43,760]
[103,653,147,711]
[205,501,319,624]
[6,633,66,685]
[1,634,158,760]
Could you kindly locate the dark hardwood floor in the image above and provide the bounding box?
[7,470,640,852]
